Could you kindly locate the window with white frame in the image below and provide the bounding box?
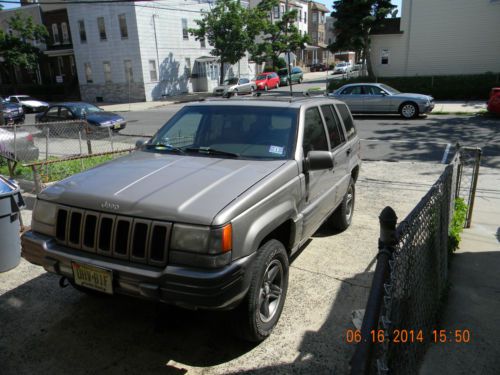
[312,12,318,23]
[84,62,93,83]
[273,6,279,19]
[200,38,206,48]
[149,60,157,81]
[299,10,302,22]
[182,18,188,40]
[280,4,285,16]
[381,49,389,65]
[124,60,133,82]
[61,22,69,44]
[78,20,86,43]
[103,61,112,83]
[97,17,107,40]
[304,11,307,22]
[185,58,191,76]
[52,24,60,44]
[118,14,128,39]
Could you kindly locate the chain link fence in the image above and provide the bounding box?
[351,146,482,375]
[0,121,151,193]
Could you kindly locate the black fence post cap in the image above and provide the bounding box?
[379,206,397,227]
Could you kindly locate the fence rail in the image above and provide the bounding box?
[0,121,152,193]
[351,146,481,375]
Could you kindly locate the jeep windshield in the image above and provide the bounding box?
[147,105,298,159]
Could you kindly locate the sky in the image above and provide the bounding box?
[1,0,403,15]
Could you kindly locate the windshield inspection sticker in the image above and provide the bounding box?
[269,145,284,155]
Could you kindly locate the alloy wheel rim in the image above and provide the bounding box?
[345,186,354,221]
[258,259,284,323]
[402,104,416,118]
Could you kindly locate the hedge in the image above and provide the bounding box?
[327,72,500,100]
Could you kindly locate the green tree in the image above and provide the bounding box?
[250,0,310,69]
[0,13,48,83]
[189,0,261,84]
[330,0,396,78]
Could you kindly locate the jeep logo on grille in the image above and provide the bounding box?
[101,201,120,210]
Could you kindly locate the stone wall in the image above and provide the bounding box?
[79,82,146,103]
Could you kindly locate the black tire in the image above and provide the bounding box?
[330,178,355,231]
[399,102,419,119]
[232,239,289,342]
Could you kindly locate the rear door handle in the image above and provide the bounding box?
[346,148,352,155]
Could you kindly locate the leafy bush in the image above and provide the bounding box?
[327,72,500,100]
[263,65,274,72]
[448,198,468,253]
[276,57,287,69]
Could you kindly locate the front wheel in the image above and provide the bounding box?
[399,102,419,119]
[232,239,289,342]
[329,178,355,231]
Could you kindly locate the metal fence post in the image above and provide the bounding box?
[465,148,482,228]
[108,127,114,152]
[45,127,50,180]
[351,206,398,375]
[84,121,93,155]
[13,123,17,160]
[78,130,84,170]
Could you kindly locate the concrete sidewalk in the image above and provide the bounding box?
[419,166,500,374]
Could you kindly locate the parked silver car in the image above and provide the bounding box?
[6,95,49,113]
[333,62,352,75]
[0,127,39,161]
[212,77,256,96]
[22,96,361,342]
[329,83,434,118]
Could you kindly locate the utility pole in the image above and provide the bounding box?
[286,0,293,96]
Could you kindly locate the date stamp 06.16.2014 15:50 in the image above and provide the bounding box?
[345,329,472,344]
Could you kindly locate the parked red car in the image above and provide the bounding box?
[255,72,280,91]
[487,87,500,115]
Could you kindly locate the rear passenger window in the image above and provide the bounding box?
[336,104,357,140]
[303,107,328,154]
[320,105,345,149]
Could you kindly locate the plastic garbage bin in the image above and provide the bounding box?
[0,176,25,272]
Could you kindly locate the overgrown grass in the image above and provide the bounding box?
[448,197,468,253]
[0,154,119,183]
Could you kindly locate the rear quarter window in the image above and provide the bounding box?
[335,103,357,140]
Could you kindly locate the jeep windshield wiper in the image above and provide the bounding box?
[145,143,185,153]
[185,147,239,157]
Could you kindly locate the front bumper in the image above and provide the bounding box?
[21,230,255,310]
[3,113,25,124]
[420,102,435,114]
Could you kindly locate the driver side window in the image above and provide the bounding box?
[160,112,202,147]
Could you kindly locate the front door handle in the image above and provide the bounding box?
[346,148,352,155]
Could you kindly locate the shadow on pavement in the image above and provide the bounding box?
[0,272,257,374]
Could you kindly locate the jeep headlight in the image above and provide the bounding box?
[32,200,57,235]
[171,223,232,254]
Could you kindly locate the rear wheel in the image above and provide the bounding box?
[399,102,419,119]
[232,239,289,342]
[329,178,355,231]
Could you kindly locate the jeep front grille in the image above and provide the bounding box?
[56,207,171,267]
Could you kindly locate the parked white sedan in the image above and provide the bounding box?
[6,95,49,113]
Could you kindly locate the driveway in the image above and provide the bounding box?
[0,161,444,374]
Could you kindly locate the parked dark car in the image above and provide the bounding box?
[487,87,500,115]
[309,63,328,72]
[0,98,25,125]
[36,102,126,131]
[0,127,39,161]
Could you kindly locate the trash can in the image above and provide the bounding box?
[0,176,25,272]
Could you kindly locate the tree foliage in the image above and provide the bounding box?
[189,0,260,84]
[330,0,395,77]
[250,0,310,69]
[0,13,48,75]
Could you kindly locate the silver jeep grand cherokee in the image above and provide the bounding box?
[22,96,361,342]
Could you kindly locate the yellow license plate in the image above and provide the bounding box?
[113,124,121,129]
[71,262,113,294]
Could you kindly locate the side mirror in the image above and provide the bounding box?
[304,151,334,171]
[135,139,146,148]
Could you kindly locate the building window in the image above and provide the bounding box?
[124,60,133,82]
[280,4,285,16]
[118,14,128,39]
[97,17,107,40]
[200,38,206,48]
[149,60,157,81]
[273,6,279,19]
[304,11,307,22]
[182,18,188,40]
[61,22,69,44]
[103,61,112,83]
[78,20,86,43]
[84,62,93,83]
[185,58,191,76]
[312,12,318,23]
[57,56,64,75]
[381,49,390,65]
[52,24,60,44]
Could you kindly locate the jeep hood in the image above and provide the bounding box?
[39,151,287,225]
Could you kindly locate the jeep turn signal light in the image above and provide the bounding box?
[222,224,232,253]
